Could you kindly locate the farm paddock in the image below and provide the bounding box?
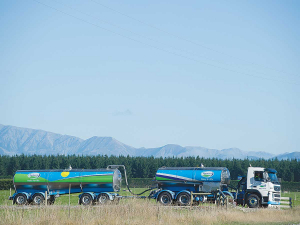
[0,190,299,225]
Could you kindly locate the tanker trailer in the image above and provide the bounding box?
[9,167,122,206]
[150,166,230,205]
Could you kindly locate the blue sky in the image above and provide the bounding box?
[0,0,299,154]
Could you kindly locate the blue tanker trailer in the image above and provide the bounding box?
[9,167,122,205]
[149,166,231,205]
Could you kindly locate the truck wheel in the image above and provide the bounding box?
[14,193,27,205]
[32,193,45,205]
[247,194,260,208]
[158,192,172,205]
[177,192,191,206]
[80,193,93,206]
[97,193,110,204]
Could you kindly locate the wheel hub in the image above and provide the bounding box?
[17,196,25,204]
[250,197,257,205]
[82,196,90,204]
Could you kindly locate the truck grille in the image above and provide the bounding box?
[274,186,280,192]
[274,194,280,198]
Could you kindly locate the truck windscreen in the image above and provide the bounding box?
[268,172,279,184]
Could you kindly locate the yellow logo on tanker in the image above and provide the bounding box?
[61,172,70,177]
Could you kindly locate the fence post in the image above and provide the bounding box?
[45,191,47,206]
[69,184,71,218]
[10,188,13,205]
[190,191,194,210]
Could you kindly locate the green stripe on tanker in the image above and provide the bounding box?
[155,176,173,181]
[14,174,113,183]
[54,175,113,183]
[14,174,49,183]
[80,175,113,183]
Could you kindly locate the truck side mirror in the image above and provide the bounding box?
[263,172,269,182]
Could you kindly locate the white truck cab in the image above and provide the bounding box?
[245,167,281,208]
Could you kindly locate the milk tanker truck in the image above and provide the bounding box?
[9,166,122,205]
[149,166,281,208]
[9,165,281,208]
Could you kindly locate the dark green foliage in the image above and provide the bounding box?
[0,155,299,182]
[0,179,14,190]
[281,182,300,192]
[122,178,154,188]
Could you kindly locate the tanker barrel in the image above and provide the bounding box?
[107,165,125,169]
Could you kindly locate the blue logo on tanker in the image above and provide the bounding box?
[201,171,214,178]
[27,173,41,178]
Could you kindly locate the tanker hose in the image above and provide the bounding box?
[107,165,155,196]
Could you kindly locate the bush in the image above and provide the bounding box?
[0,179,13,190]
[122,178,154,188]
[281,182,300,192]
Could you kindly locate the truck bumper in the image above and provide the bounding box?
[267,201,280,208]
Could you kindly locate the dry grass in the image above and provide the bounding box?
[0,199,299,225]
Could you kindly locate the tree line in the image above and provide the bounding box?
[0,154,299,182]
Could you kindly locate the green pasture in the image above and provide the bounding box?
[281,191,300,207]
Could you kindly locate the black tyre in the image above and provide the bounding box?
[158,192,172,205]
[97,193,110,204]
[80,193,93,206]
[247,194,260,208]
[176,192,191,206]
[13,193,27,205]
[32,193,45,205]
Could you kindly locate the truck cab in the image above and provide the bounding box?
[237,167,281,208]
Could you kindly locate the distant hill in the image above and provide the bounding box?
[0,124,299,160]
[274,152,300,160]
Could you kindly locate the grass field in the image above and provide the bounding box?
[281,191,300,207]
[0,189,299,225]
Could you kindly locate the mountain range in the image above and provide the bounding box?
[0,124,299,160]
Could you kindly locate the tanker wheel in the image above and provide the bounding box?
[97,193,110,205]
[80,193,93,206]
[14,193,27,205]
[158,192,172,205]
[247,194,260,208]
[32,193,45,205]
[176,192,191,206]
